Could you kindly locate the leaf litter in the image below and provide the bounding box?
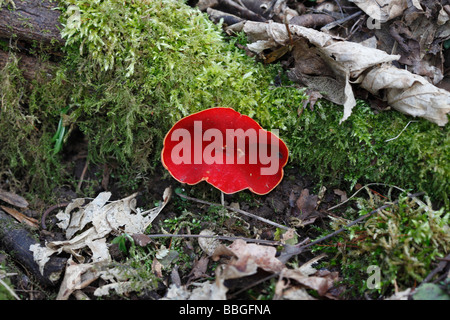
[30,188,172,299]
[201,0,450,125]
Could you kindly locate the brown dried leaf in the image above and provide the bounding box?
[0,205,38,228]
[188,256,209,281]
[281,269,334,296]
[333,189,348,202]
[227,239,285,273]
[211,244,236,262]
[131,233,152,247]
[296,189,318,219]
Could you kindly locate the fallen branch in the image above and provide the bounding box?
[0,209,67,287]
[0,0,63,47]
[139,233,282,246]
[279,191,426,261]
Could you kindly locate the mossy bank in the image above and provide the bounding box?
[0,0,448,209]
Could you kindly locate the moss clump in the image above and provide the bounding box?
[314,190,450,297]
[287,100,449,208]
[0,56,65,195]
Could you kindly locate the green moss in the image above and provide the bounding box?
[314,191,450,297]
[287,100,449,208]
[0,56,66,195]
[0,0,448,209]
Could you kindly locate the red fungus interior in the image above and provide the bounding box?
[161,108,289,195]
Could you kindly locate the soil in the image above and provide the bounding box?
[0,133,346,300]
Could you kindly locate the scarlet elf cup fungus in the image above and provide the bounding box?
[161,108,289,195]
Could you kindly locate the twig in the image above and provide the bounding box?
[175,191,291,231]
[286,191,425,256]
[0,277,21,300]
[77,158,90,193]
[233,192,426,294]
[321,10,362,31]
[327,183,406,211]
[421,253,450,284]
[385,121,417,142]
[41,202,71,229]
[144,233,282,246]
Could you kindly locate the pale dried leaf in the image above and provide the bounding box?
[198,229,220,256]
[227,239,285,273]
[333,189,348,202]
[163,279,227,300]
[358,65,450,126]
[348,0,408,22]
[386,288,412,300]
[56,259,99,300]
[0,189,29,208]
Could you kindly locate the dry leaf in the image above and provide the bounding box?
[30,189,171,299]
[295,188,318,219]
[56,258,99,300]
[131,233,152,247]
[198,229,221,256]
[188,256,209,281]
[0,189,29,208]
[348,0,408,23]
[333,189,348,202]
[0,205,38,228]
[164,278,228,300]
[227,239,285,274]
[232,20,449,125]
[357,65,450,126]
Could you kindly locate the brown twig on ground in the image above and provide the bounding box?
[421,253,450,284]
[143,233,282,246]
[76,159,90,193]
[175,191,291,231]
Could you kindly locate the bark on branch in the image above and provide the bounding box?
[0,210,67,287]
[0,0,63,47]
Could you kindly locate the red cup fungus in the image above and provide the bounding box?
[161,107,289,195]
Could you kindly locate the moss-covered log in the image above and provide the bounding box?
[0,49,56,81]
[0,0,448,209]
[0,0,63,47]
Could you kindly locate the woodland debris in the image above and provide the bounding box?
[0,188,29,208]
[29,188,171,299]
[0,0,63,47]
[229,20,450,125]
[0,209,67,287]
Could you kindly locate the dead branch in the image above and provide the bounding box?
[0,0,63,47]
[0,209,67,287]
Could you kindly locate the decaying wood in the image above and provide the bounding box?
[198,0,267,22]
[0,49,57,81]
[0,209,67,287]
[0,0,63,47]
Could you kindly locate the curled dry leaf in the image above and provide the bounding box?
[219,239,284,280]
[30,189,171,299]
[0,189,29,208]
[231,20,450,125]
